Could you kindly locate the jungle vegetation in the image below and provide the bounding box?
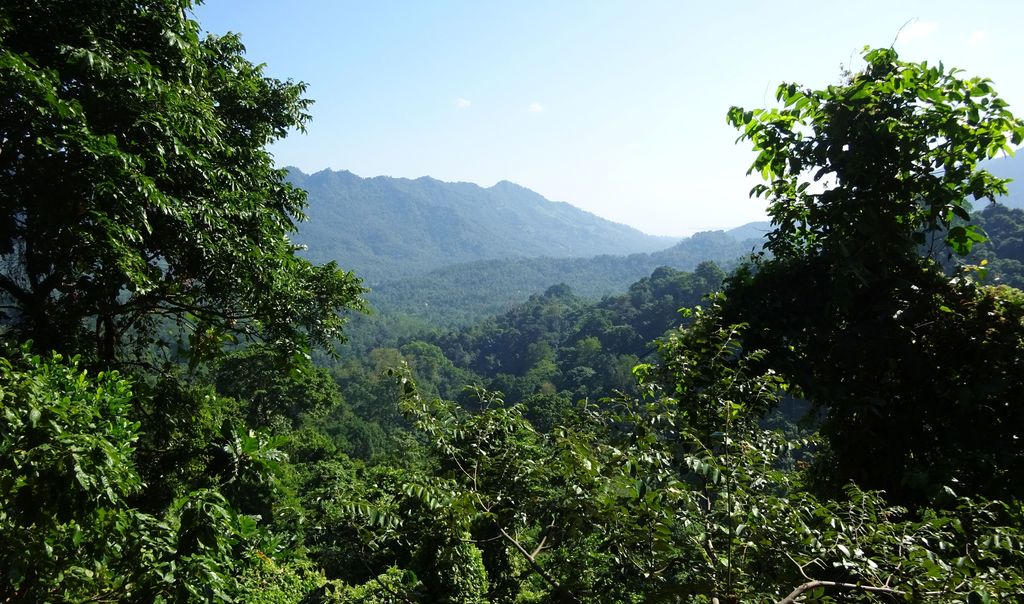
[2,2,1024,602]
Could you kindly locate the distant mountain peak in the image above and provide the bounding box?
[490,179,527,191]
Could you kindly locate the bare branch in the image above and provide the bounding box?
[496,524,582,604]
[776,579,933,604]
[530,519,557,558]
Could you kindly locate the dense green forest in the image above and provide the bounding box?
[363,231,760,328]
[3,2,1024,603]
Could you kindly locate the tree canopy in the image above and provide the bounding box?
[724,47,1024,504]
[728,47,1023,264]
[0,0,364,362]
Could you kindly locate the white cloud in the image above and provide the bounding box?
[897,20,938,44]
[528,102,544,113]
[968,30,987,46]
[455,98,472,109]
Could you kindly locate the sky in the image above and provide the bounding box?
[193,1,1024,237]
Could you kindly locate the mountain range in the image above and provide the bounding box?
[288,168,678,284]
[288,168,767,325]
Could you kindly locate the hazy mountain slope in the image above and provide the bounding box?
[725,221,772,241]
[289,168,678,282]
[368,230,762,327]
[983,152,1024,209]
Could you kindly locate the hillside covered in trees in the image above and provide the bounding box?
[289,168,679,283]
[3,2,1024,603]
[365,230,760,327]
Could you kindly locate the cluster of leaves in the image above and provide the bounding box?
[0,349,308,602]
[727,47,1022,263]
[0,349,142,600]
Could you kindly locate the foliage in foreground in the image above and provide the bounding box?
[371,304,1023,603]
[724,46,1024,505]
[3,322,1023,602]
[0,349,298,602]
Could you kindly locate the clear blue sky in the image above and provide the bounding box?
[193,1,1024,236]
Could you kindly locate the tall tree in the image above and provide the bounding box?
[0,0,364,362]
[724,47,1024,503]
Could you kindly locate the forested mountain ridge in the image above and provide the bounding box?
[367,229,762,326]
[288,167,679,282]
